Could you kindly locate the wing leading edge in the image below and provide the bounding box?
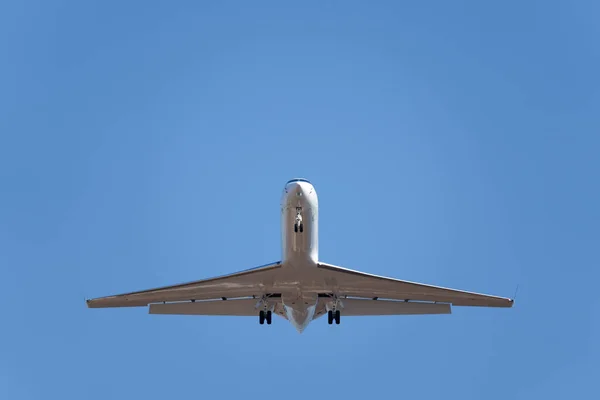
[316,262,514,308]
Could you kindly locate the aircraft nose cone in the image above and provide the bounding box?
[294,183,303,195]
[287,182,305,197]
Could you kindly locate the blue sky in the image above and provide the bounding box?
[1,1,599,399]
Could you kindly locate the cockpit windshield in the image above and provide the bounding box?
[286,178,311,185]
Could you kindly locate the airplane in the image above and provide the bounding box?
[86,178,514,333]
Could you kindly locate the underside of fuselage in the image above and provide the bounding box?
[279,178,320,332]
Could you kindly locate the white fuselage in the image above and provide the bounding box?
[279,178,319,332]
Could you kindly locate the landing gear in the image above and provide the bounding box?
[294,208,303,233]
[327,310,341,325]
[259,310,272,325]
[257,295,273,325]
[327,294,341,325]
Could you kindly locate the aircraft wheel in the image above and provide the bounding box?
[266,310,272,325]
[294,224,298,233]
[335,310,341,325]
[327,310,333,325]
[299,224,304,233]
[259,310,265,325]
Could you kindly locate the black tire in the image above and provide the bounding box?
[266,310,272,325]
[299,224,304,233]
[335,310,341,325]
[294,224,298,233]
[327,310,333,325]
[259,310,265,325]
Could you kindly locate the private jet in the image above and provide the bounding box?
[86,178,514,332]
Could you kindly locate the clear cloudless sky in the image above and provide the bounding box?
[1,1,599,399]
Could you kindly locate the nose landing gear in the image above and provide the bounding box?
[294,207,304,233]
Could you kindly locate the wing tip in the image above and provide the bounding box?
[495,298,514,308]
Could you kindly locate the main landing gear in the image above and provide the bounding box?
[257,295,273,325]
[259,310,272,325]
[327,310,341,325]
[327,295,341,325]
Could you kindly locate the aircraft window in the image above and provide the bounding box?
[286,178,311,184]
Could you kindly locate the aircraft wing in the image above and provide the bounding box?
[316,262,514,307]
[86,261,283,308]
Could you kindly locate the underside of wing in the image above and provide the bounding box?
[86,261,283,308]
[149,299,288,319]
[316,262,514,307]
[313,298,451,320]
